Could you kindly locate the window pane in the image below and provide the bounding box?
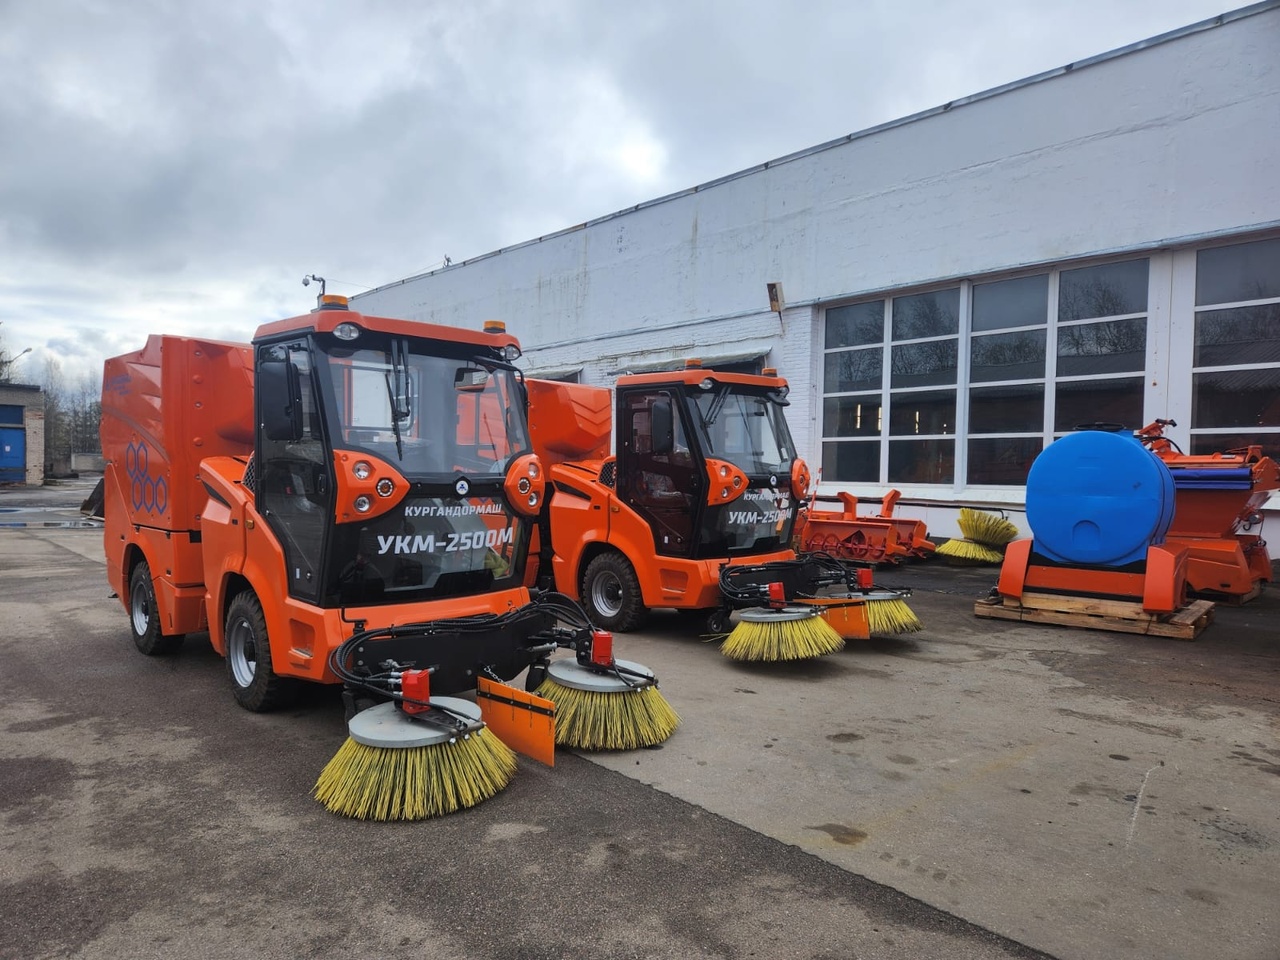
[972,274,1047,332]
[891,288,960,340]
[1190,432,1280,462]
[970,330,1046,382]
[1054,377,1143,432]
[823,396,882,437]
[889,390,955,435]
[1059,258,1149,321]
[1057,318,1147,375]
[888,439,954,484]
[891,340,957,387]
[823,347,883,392]
[1192,369,1280,428]
[1193,304,1280,367]
[1196,237,1280,306]
[967,437,1042,486]
[969,383,1044,433]
[822,440,880,482]
[825,302,884,349]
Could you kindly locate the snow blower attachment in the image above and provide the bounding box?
[795,489,935,563]
[717,553,920,660]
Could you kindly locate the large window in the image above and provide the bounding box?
[1054,258,1148,435]
[967,274,1047,485]
[822,258,1149,488]
[822,301,885,482]
[1190,237,1280,460]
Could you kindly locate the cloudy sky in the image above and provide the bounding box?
[0,0,1237,387]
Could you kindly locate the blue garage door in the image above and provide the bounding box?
[0,405,25,482]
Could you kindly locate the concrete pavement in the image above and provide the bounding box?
[2,476,1276,959]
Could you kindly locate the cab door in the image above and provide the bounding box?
[615,388,703,557]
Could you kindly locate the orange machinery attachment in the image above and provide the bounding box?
[795,489,935,564]
[525,363,815,633]
[1137,420,1279,599]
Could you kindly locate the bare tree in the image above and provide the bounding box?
[39,358,102,473]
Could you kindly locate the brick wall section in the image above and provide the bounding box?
[24,407,45,484]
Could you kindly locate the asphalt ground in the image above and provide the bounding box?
[2,477,1278,960]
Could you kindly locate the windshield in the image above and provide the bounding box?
[689,386,794,476]
[318,336,530,477]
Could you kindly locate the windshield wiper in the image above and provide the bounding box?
[701,385,729,427]
[384,338,410,461]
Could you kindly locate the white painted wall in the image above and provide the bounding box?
[354,5,1280,534]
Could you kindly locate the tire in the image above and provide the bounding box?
[705,608,732,635]
[128,562,183,655]
[581,552,647,632]
[224,591,297,712]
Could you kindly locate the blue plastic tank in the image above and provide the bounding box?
[1025,430,1175,567]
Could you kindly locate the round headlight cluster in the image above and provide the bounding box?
[518,477,531,494]
[354,495,372,513]
[353,461,372,480]
[376,478,395,497]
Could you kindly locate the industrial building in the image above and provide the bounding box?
[353,2,1280,536]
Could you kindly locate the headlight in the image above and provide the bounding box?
[354,495,372,513]
[333,322,361,341]
[353,461,372,480]
[376,478,394,497]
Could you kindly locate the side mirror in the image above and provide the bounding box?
[455,366,489,393]
[651,397,674,455]
[260,358,302,442]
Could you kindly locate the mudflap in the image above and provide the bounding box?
[476,676,557,767]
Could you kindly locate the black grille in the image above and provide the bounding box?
[242,455,257,495]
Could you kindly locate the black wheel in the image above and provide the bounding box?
[706,608,732,635]
[581,552,647,632]
[128,562,183,655]
[224,591,297,712]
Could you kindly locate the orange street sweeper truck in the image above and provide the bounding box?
[100,296,676,819]
[523,361,918,657]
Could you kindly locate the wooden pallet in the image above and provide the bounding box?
[1191,580,1264,606]
[974,591,1215,640]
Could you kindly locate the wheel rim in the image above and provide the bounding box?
[226,615,257,688]
[589,570,624,619]
[130,578,151,637]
